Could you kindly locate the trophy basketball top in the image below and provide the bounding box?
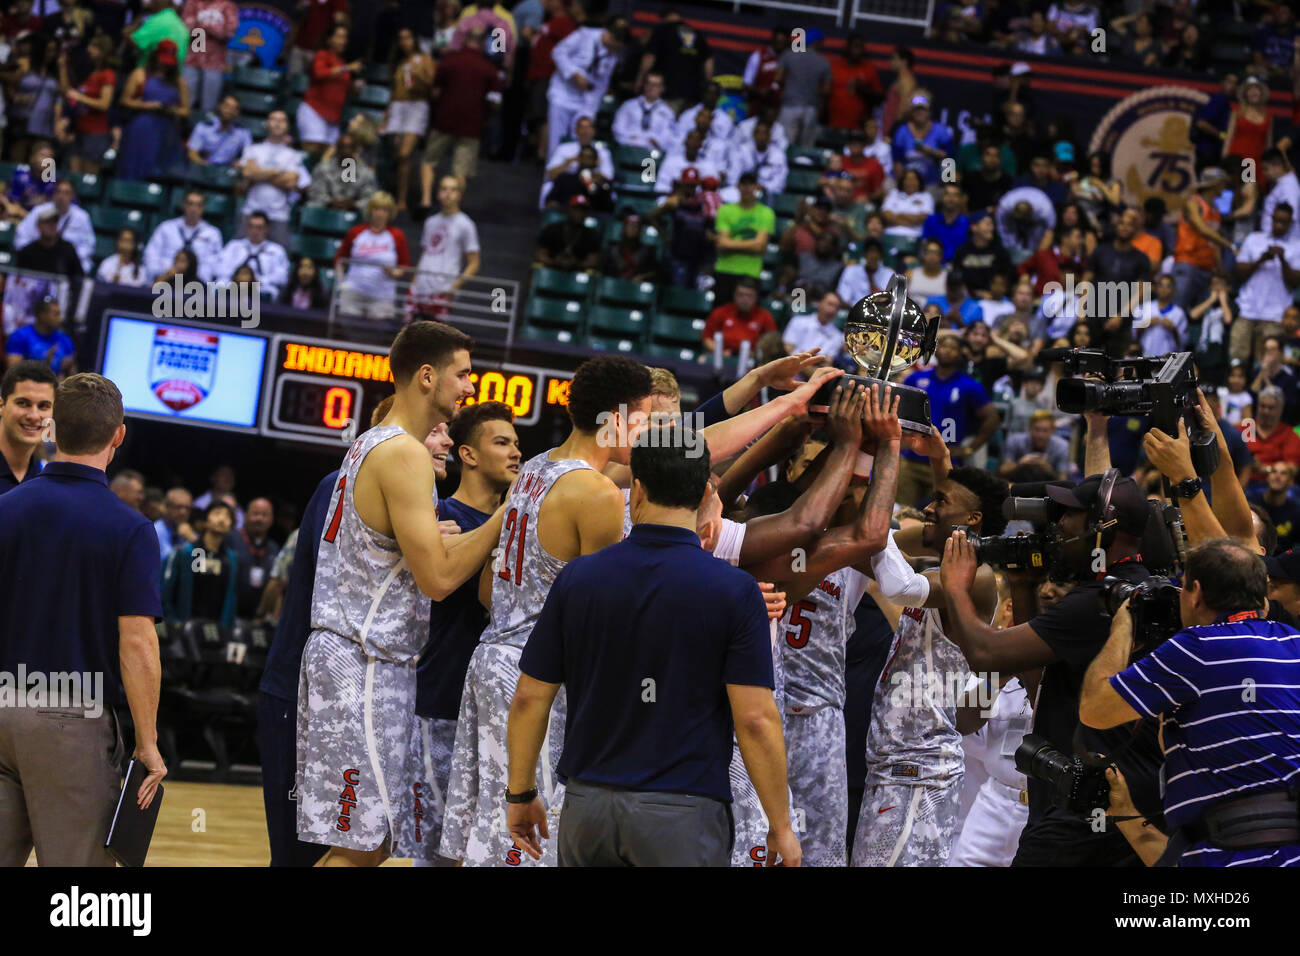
[843,273,940,380]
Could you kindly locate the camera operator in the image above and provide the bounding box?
[939,472,1166,866]
[1080,538,1300,866]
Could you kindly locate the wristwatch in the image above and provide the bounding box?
[505,787,538,804]
[1170,476,1203,500]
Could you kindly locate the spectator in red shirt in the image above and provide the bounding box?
[299,24,362,157]
[55,35,115,175]
[285,0,350,76]
[1243,386,1300,486]
[525,0,578,160]
[839,128,885,204]
[418,28,504,208]
[702,277,777,356]
[1017,224,1087,296]
[1,0,42,41]
[827,34,881,131]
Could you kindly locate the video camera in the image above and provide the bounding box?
[1045,349,1219,479]
[1101,574,1183,659]
[959,494,1070,573]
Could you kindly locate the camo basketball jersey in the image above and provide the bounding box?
[864,606,969,784]
[311,425,431,661]
[481,451,595,648]
[781,568,868,712]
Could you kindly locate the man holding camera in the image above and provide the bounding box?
[939,471,1166,866]
[1080,538,1300,866]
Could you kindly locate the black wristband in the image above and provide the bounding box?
[505,787,538,804]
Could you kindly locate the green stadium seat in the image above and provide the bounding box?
[587,305,648,340]
[612,144,655,172]
[93,234,116,261]
[233,66,281,91]
[235,116,268,140]
[771,193,802,219]
[541,209,567,230]
[363,63,393,86]
[787,146,830,170]
[594,277,655,309]
[766,298,789,328]
[233,90,277,116]
[106,180,166,211]
[532,267,593,301]
[0,161,18,184]
[0,250,13,266]
[167,187,233,225]
[0,220,13,249]
[1208,40,1252,67]
[650,313,705,346]
[282,97,304,122]
[614,195,660,219]
[522,323,579,346]
[815,128,851,150]
[526,295,584,329]
[355,85,392,109]
[583,332,640,354]
[643,342,702,364]
[188,164,241,192]
[68,172,102,202]
[785,169,822,196]
[884,235,919,263]
[290,233,341,262]
[300,206,360,237]
[90,205,149,236]
[762,243,783,270]
[289,73,309,96]
[658,286,715,319]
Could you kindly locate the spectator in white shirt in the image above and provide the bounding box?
[411,175,481,320]
[783,288,845,360]
[727,120,788,197]
[612,71,676,151]
[14,179,95,273]
[142,189,225,283]
[656,131,723,195]
[729,107,789,155]
[237,110,312,248]
[215,211,291,299]
[1262,149,1300,244]
[837,238,893,305]
[95,228,150,287]
[881,167,934,241]
[675,81,735,145]
[1134,273,1188,355]
[1233,202,1300,363]
[546,19,627,159]
[539,114,614,208]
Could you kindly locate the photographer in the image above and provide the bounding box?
[939,472,1165,866]
[1080,538,1300,866]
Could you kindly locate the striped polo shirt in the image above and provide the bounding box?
[1110,610,1300,867]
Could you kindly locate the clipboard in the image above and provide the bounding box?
[105,759,164,867]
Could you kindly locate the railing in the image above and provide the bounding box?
[728,0,934,29]
[327,259,521,348]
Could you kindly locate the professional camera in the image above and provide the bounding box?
[1014,734,1111,814]
[1046,349,1219,479]
[959,491,1068,573]
[1101,574,1183,658]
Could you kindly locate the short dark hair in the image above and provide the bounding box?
[389,320,474,385]
[247,210,269,225]
[742,479,802,518]
[630,427,711,509]
[450,400,514,451]
[568,356,652,431]
[205,501,235,522]
[894,45,914,68]
[52,373,123,455]
[1184,537,1268,613]
[1275,202,1295,219]
[1262,147,1285,166]
[1,359,56,400]
[1249,503,1278,557]
[947,466,1010,536]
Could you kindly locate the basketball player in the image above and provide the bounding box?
[296,321,506,867]
[439,356,655,867]
[401,401,520,866]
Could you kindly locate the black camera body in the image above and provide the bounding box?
[1048,349,1219,479]
[1101,574,1183,659]
[960,495,1069,574]
[1015,734,1111,814]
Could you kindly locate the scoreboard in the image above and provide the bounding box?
[98,313,580,447]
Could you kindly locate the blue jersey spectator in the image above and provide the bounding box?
[5,299,76,378]
[185,95,255,166]
[921,184,970,261]
[892,93,954,187]
[901,332,996,467]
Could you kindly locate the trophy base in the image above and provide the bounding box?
[809,375,933,435]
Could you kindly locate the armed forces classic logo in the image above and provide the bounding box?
[1089,86,1210,212]
[149,326,219,412]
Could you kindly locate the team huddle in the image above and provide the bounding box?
[291,317,1026,868]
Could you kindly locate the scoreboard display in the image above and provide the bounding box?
[99,314,582,448]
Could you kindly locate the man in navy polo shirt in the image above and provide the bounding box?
[1081,537,1300,866]
[0,361,55,495]
[0,373,164,866]
[505,425,799,867]
[896,331,999,508]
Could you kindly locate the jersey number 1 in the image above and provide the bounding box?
[499,507,528,585]
[323,475,347,543]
